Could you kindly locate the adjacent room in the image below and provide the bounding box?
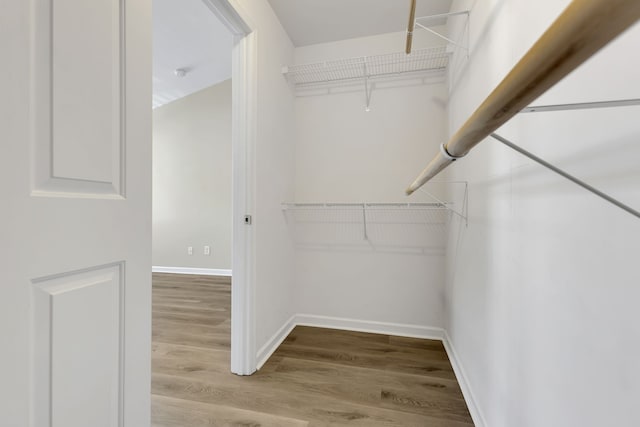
[150,0,236,423]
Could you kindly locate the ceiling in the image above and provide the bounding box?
[267,0,453,47]
[153,0,232,109]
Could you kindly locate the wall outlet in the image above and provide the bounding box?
[187,246,193,255]
[204,245,211,255]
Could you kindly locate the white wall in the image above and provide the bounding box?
[292,31,450,332]
[445,1,640,426]
[152,80,232,270]
[235,0,298,354]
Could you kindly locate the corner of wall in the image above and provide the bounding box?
[256,314,297,370]
[442,329,488,427]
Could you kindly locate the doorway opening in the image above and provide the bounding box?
[150,0,256,401]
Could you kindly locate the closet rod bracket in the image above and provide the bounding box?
[491,133,640,219]
[440,143,465,161]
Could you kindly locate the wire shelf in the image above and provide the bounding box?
[283,46,449,87]
[282,203,452,251]
[282,202,448,209]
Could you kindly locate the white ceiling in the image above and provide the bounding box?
[267,0,453,47]
[153,0,233,109]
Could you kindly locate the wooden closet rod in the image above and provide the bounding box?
[405,0,417,54]
[406,0,640,195]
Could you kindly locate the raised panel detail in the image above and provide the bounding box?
[32,263,124,427]
[31,0,125,197]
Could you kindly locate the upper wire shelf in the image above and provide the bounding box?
[282,46,449,87]
[282,11,469,110]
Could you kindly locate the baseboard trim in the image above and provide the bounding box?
[442,330,488,427]
[152,266,232,276]
[295,314,444,340]
[256,314,444,372]
[256,314,297,370]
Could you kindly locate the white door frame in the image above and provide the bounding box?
[200,0,257,375]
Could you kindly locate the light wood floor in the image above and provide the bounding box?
[152,273,474,426]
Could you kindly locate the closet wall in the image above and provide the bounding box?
[236,0,298,357]
[291,31,450,332]
[445,1,640,426]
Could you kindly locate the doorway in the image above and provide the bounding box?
[151,0,257,381]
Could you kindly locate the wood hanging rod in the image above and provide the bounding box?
[406,0,640,195]
[405,0,417,54]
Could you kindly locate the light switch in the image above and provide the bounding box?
[204,246,211,255]
[187,246,193,255]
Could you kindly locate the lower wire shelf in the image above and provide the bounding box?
[281,202,454,252]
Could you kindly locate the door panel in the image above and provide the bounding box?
[51,0,122,184]
[0,0,151,426]
[33,264,123,427]
[32,0,125,196]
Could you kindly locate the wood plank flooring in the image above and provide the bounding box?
[152,273,474,426]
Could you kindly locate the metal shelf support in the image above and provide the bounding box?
[361,204,368,240]
[521,98,640,113]
[491,133,640,219]
[414,10,470,57]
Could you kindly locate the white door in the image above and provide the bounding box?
[0,0,151,426]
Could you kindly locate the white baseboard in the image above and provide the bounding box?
[256,314,443,371]
[295,314,444,340]
[256,314,297,370]
[442,330,487,427]
[152,266,232,276]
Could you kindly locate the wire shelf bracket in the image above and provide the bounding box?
[510,97,640,219]
[414,10,470,57]
[521,98,640,113]
[418,181,469,227]
[491,133,640,220]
